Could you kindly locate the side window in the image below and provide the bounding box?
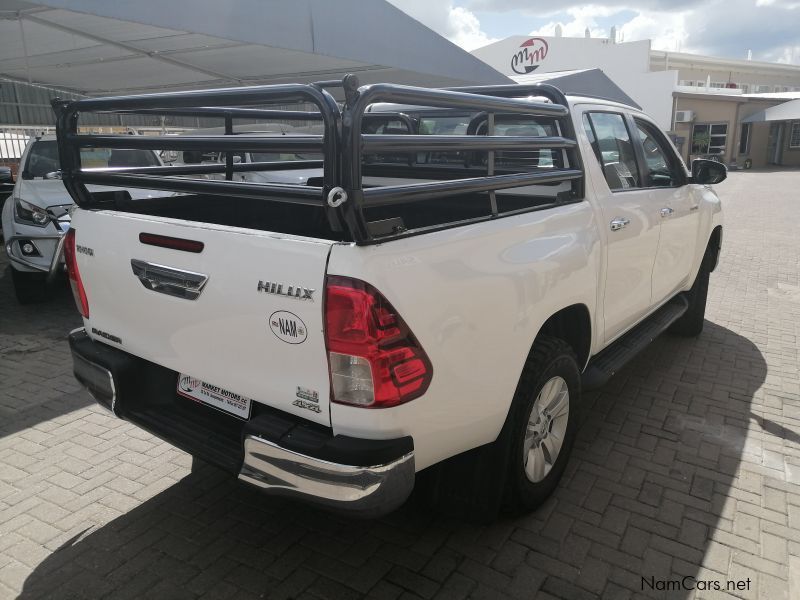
[583,112,640,191]
[634,120,681,187]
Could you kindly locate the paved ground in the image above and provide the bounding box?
[1,170,799,600]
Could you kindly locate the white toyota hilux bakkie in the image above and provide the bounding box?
[57,76,724,519]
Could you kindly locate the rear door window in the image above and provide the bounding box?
[583,112,640,191]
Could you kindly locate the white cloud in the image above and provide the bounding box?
[390,0,800,63]
[769,45,800,63]
[448,6,498,49]
[464,0,799,62]
[525,4,692,52]
[387,0,498,50]
[755,0,800,7]
[618,11,691,52]
[529,5,621,39]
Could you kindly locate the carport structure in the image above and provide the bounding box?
[741,98,800,166]
[0,0,509,99]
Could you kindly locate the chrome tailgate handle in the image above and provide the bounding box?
[131,259,208,300]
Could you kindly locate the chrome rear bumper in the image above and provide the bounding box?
[69,328,416,518]
[239,435,415,517]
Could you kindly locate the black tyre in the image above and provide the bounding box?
[668,266,709,337]
[502,336,581,512]
[10,267,48,304]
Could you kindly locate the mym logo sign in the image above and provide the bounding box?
[510,37,549,74]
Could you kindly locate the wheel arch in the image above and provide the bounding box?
[703,225,723,272]
[534,303,592,370]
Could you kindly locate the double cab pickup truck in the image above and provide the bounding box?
[56,76,725,518]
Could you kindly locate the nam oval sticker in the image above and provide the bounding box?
[269,311,308,344]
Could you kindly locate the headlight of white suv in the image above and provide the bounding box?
[14,197,51,227]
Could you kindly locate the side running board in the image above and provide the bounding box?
[582,295,689,390]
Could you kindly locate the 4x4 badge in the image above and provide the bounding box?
[257,280,315,301]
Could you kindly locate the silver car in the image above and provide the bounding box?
[1,135,163,303]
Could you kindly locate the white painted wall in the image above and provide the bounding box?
[472,36,677,130]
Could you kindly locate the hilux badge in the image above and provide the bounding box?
[257,280,315,301]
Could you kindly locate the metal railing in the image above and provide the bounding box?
[55,75,585,244]
[0,127,55,165]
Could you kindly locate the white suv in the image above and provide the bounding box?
[1,136,164,303]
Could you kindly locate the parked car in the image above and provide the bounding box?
[1,136,165,303]
[0,166,13,209]
[164,124,325,187]
[59,78,725,519]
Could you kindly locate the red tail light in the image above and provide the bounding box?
[63,228,89,318]
[325,276,432,408]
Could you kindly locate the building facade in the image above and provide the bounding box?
[472,36,676,130]
[473,36,800,169]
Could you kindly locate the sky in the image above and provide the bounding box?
[388,0,800,65]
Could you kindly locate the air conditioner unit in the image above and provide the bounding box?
[674,110,695,123]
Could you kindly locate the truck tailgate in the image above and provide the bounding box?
[72,210,334,426]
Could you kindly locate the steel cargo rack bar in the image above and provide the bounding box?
[65,134,324,153]
[111,107,325,121]
[452,83,585,199]
[53,75,585,245]
[339,75,585,243]
[52,81,342,227]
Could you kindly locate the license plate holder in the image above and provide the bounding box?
[177,374,252,420]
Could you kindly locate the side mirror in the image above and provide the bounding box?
[21,170,34,180]
[44,170,63,180]
[691,159,727,185]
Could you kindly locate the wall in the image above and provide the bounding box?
[782,121,800,166]
[473,37,652,78]
[739,100,775,168]
[671,95,741,164]
[671,97,799,169]
[472,36,676,129]
[673,68,800,91]
[745,123,772,169]
[650,53,800,92]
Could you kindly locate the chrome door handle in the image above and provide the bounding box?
[660,207,675,218]
[609,217,630,231]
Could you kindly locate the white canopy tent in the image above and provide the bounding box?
[0,0,510,98]
[741,98,800,123]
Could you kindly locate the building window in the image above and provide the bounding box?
[739,123,752,154]
[710,82,726,88]
[755,85,771,93]
[790,123,800,149]
[679,80,695,86]
[692,123,728,156]
[740,84,750,93]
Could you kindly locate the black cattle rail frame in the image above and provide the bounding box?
[53,74,584,244]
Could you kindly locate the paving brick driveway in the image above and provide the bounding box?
[1,170,799,600]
